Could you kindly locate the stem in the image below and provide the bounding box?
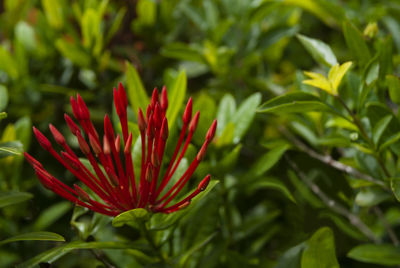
[139,221,169,265]
[286,155,380,243]
[373,206,399,246]
[337,96,391,178]
[279,127,388,190]
[90,249,116,268]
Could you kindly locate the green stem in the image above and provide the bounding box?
[139,221,169,265]
[337,96,391,178]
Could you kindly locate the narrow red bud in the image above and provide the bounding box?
[161,86,168,111]
[106,167,119,186]
[115,134,121,153]
[49,124,66,145]
[103,135,111,155]
[206,120,217,142]
[89,133,102,155]
[153,103,162,128]
[74,184,91,202]
[24,152,43,168]
[77,94,90,120]
[33,127,52,151]
[76,132,91,155]
[147,116,155,139]
[70,97,81,120]
[64,114,80,135]
[124,133,133,154]
[146,106,152,123]
[160,118,169,141]
[138,109,146,133]
[151,88,159,108]
[145,163,153,182]
[35,170,53,190]
[183,98,193,124]
[61,152,80,170]
[189,111,200,133]
[196,143,208,161]
[198,175,211,191]
[104,114,115,140]
[118,82,128,107]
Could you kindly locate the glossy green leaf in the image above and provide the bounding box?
[216,94,236,136]
[0,85,8,112]
[161,43,204,63]
[372,114,392,145]
[0,112,6,120]
[258,92,334,114]
[343,21,371,67]
[17,241,136,268]
[252,144,290,177]
[0,192,32,208]
[112,208,149,227]
[0,232,65,246]
[166,70,187,129]
[301,227,339,268]
[33,202,72,231]
[390,177,400,202]
[248,177,296,203]
[348,244,400,266]
[125,61,149,114]
[387,75,400,104]
[297,34,337,67]
[276,242,306,268]
[0,46,18,78]
[179,232,217,267]
[42,0,64,29]
[355,188,390,207]
[0,141,23,158]
[55,39,91,67]
[231,93,261,143]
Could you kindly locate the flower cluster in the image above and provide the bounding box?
[25,83,217,216]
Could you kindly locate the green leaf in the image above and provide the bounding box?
[161,43,204,63]
[251,144,290,177]
[0,141,23,158]
[355,188,390,207]
[372,114,392,145]
[0,46,18,78]
[343,21,371,67]
[112,208,150,228]
[55,39,91,67]
[248,177,296,203]
[390,177,400,202]
[348,244,400,266]
[0,85,8,112]
[231,93,261,143]
[297,34,337,67]
[166,70,187,129]
[17,241,136,268]
[0,232,65,246]
[179,232,217,267]
[301,227,339,268]
[15,21,37,52]
[387,75,400,104]
[258,92,335,114]
[33,202,72,230]
[125,61,149,114]
[380,132,400,151]
[0,192,32,208]
[42,0,64,29]
[216,94,236,136]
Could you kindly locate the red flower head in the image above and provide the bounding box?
[25,83,217,217]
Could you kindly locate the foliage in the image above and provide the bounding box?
[2,0,400,267]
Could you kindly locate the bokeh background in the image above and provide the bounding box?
[2,0,400,267]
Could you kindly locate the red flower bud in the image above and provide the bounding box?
[74,184,91,202]
[161,86,168,111]
[64,114,80,135]
[189,111,200,133]
[206,120,217,142]
[183,98,192,124]
[33,127,52,151]
[49,124,66,145]
[76,131,91,155]
[198,175,211,191]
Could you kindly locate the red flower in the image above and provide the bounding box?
[25,83,217,217]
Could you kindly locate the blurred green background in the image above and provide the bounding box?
[2,0,400,267]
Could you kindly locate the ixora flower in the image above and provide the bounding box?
[25,83,217,217]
